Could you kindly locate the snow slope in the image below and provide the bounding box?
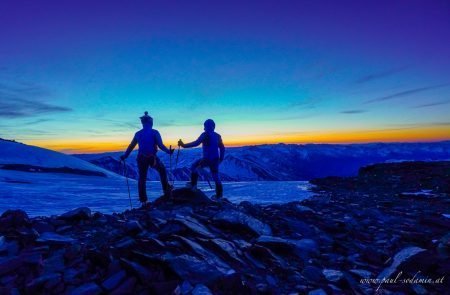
[0,139,117,178]
[0,139,312,216]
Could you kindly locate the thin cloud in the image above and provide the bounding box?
[412,99,450,108]
[288,97,321,110]
[0,99,72,118]
[365,83,450,104]
[355,66,409,84]
[26,118,53,124]
[340,109,367,114]
[429,121,450,126]
[0,82,72,118]
[70,116,140,129]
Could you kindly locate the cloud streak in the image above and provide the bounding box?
[0,98,72,118]
[365,83,450,104]
[0,82,72,118]
[340,109,367,114]
[355,66,409,84]
[411,99,450,108]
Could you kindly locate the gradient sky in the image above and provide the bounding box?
[1,0,450,153]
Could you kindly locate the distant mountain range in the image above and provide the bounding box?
[75,141,450,181]
[2,138,449,182]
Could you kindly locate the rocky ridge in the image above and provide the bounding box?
[0,161,449,294]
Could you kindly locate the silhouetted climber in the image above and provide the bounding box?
[120,112,174,207]
[178,119,225,199]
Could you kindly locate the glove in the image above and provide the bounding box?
[169,148,175,155]
[120,155,127,161]
[178,139,184,147]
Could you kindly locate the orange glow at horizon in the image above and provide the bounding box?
[24,125,450,154]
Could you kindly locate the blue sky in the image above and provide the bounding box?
[1,0,450,152]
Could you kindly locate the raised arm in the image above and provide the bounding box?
[182,133,205,148]
[155,130,172,154]
[121,135,138,159]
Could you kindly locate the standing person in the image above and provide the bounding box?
[178,119,225,199]
[120,111,174,207]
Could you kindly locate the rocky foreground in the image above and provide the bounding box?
[0,161,449,294]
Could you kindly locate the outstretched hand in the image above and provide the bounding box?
[178,139,184,147]
[169,148,175,155]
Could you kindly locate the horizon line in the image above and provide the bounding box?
[3,137,449,155]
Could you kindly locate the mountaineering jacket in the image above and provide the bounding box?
[183,131,225,161]
[124,127,171,157]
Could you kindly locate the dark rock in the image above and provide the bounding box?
[26,273,61,292]
[175,236,234,274]
[294,205,316,214]
[256,235,319,258]
[248,244,289,269]
[301,266,325,283]
[308,289,327,295]
[256,235,292,248]
[174,280,194,295]
[291,239,319,259]
[69,282,102,295]
[102,270,127,291]
[377,247,426,280]
[163,254,232,284]
[173,216,214,238]
[86,249,111,267]
[213,209,272,236]
[109,277,137,295]
[21,251,43,266]
[59,207,92,221]
[192,284,213,295]
[284,218,317,238]
[33,221,55,234]
[265,274,278,286]
[55,225,72,233]
[36,232,75,245]
[0,237,19,256]
[322,269,344,282]
[113,237,136,250]
[16,227,39,242]
[121,258,153,284]
[209,239,244,263]
[438,232,450,258]
[0,210,30,231]
[211,273,252,294]
[149,281,179,294]
[349,269,372,279]
[64,268,82,282]
[420,217,450,230]
[124,220,143,235]
[154,188,213,206]
[0,257,23,276]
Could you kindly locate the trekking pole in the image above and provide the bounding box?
[172,144,181,186]
[201,168,213,189]
[122,159,133,210]
[169,145,173,184]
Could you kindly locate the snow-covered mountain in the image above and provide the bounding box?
[0,138,117,178]
[75,141,450,181]
[0,139,314,215]
[0,138,132,215]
